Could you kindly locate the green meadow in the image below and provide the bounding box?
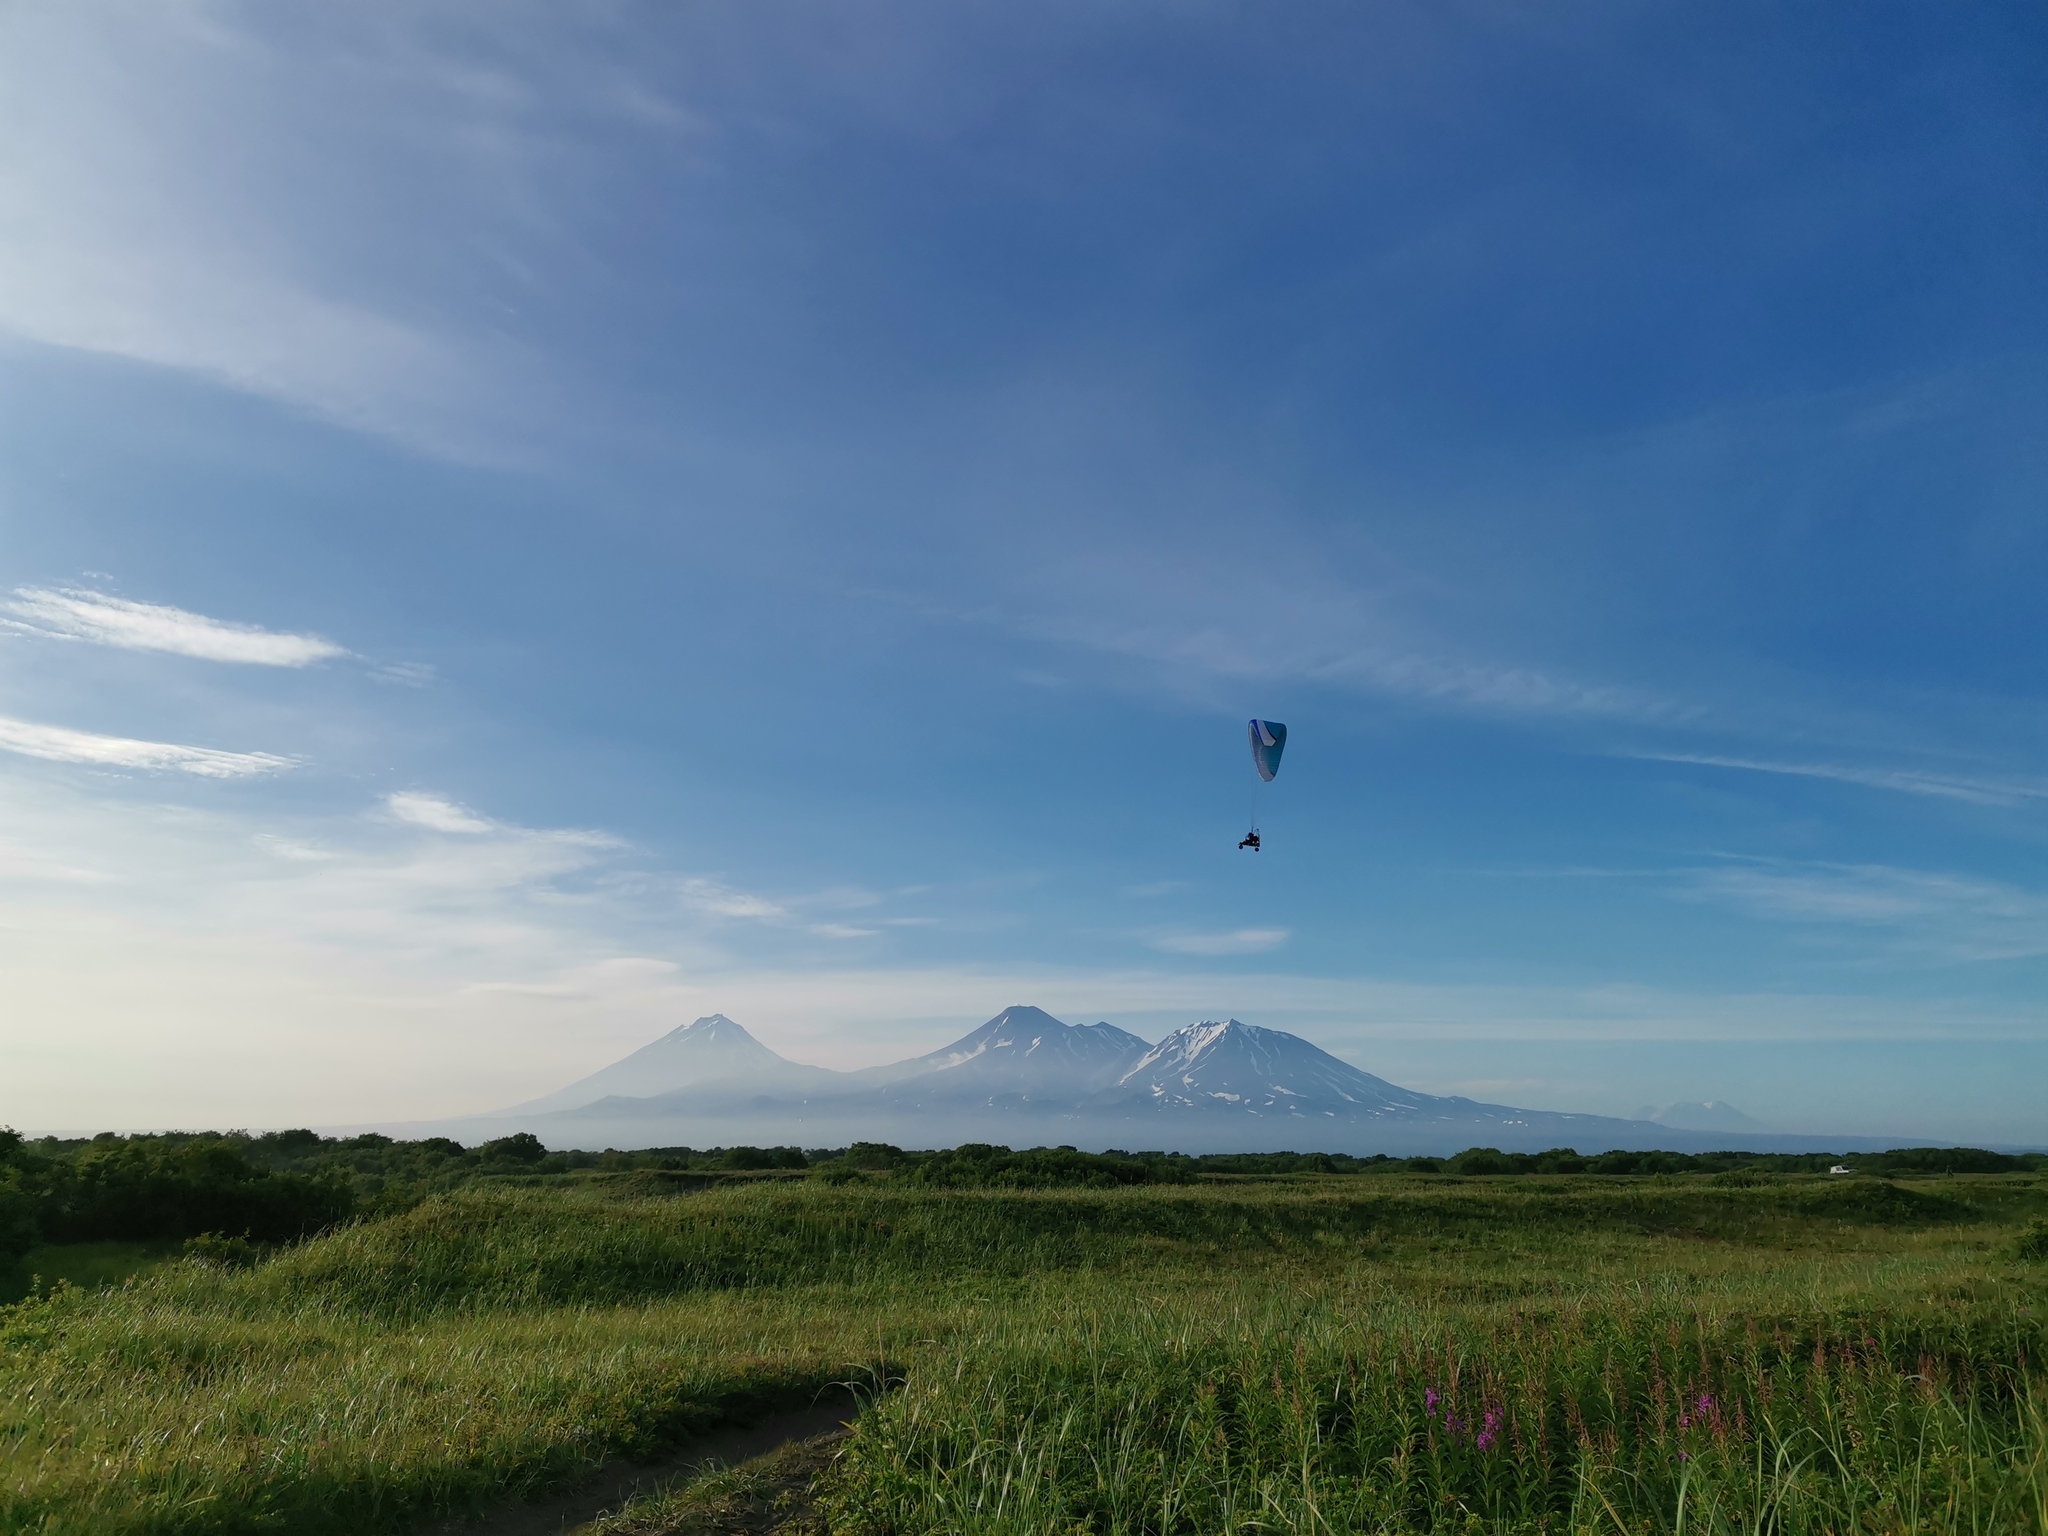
[3,1148,2047,1534]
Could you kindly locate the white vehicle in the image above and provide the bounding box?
[1827,1164,1854,1176]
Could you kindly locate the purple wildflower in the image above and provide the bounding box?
[1425,1387,1439,1417]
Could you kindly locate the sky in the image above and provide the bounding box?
[2,0,2046,1143]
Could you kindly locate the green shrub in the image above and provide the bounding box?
[182,1231,262,1269]
[0,1167,37,1265]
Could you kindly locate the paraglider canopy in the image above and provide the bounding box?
[1248,719,1287,782]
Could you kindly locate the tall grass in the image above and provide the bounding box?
[1,1175,2041,1534]
[826,1282,2047,1534]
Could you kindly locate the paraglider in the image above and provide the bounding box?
[1241,718,1286,850]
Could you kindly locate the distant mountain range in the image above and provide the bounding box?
[429,1005,1902,1156]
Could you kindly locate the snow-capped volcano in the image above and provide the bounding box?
[868,1011,1155,1097]
[862,1004,1151,1104]
[506,1014,820,1115]
[1098,1019,1433,1118]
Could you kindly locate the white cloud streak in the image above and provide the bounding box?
[680,877,787,920]
[6,586,347,666]
[1637,752,2048,807]
[957,531,1682,726]
[0,715,293,777]
[385,791,493,833]
[1152,927,1290,956]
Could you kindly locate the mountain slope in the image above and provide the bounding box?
[504,1014,824,1115]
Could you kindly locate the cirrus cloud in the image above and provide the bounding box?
[0,714,293,777]
[5,587,348,666]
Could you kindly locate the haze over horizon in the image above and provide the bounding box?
[3,3,2046,1145]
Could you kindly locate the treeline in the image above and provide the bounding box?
[813,1143,1197,1188]
[1427,1145,2047,1177]
[0,1130,353,1262]
[7,1127,2040,1261]
[812,1143,2048,1184]
[0,1128,596,1261]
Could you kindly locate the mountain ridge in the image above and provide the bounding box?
[469,1007,1772,1154]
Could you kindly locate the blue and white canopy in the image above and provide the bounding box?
[1247,718,1287,782]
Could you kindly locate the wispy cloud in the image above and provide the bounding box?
[1003,601,1672,722]
[948,535,1681,725]
[0,715,293,778]
[385,792,492,833]
[1122,881,1189,898]
[0,6,556,460]
[1683,859,2048,962]
[1636,752,2048,807]
[1153,927,1289,956]
[1311,651,1671,719]
[6,587,347,666]
[680,877,787,920]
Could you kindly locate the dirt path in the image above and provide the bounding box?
[423,1388,862,1536]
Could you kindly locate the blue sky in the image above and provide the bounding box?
[2,1,2046,1140]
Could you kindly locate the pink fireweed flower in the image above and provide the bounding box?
[1476,1408,1502,1452]
[1425,1388,1440,1417]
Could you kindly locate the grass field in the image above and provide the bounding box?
[2,1169,2045,1533]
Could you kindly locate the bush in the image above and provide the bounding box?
[714,1146,808,1171]
[896,1145,1193,1190]
[0,1168,37,1265]
[183,1231,262,1268]
[37,1140,353,1245]
[479,1133,548,1165]
[1447,1147,1517,1176]
[2016,1220,2048,1262]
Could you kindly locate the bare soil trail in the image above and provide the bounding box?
[423,1387,861,1536]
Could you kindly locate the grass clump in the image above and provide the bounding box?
[825,1288,2048,1534]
